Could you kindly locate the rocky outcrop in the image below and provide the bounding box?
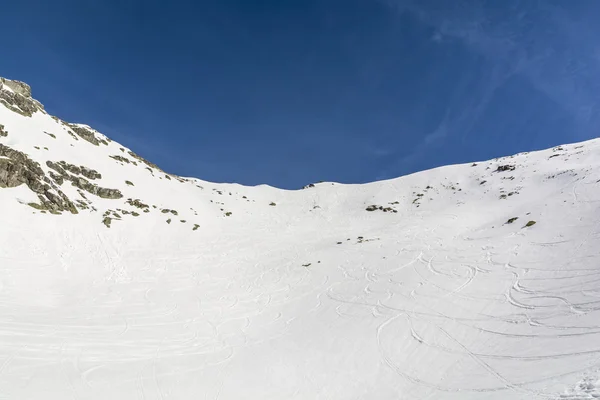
[1,144,47,191]
[0,144,77,214]
[110,155,131,164]
[32,190,78,214]
[0,76,155,215]
[126,198,149,210]
[67,124,100,146]
[70,176,121,199]
[81,166,101,180]
[0,78,44,117]
[46,161,101,180]
[1,79,31,97]
[365,204,398,213]
[68,175,122,199]
[45,160,121,199]
[496,165,516,172]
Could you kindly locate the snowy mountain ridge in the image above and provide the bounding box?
[1,76,600,399]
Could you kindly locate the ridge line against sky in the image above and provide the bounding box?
[2,0,599,189]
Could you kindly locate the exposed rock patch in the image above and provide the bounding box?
[0,124,7,137]
[126,198,149,210]
[0,78,44,117]
[45,160,121,199]
[72,176,122,199]
[366,204,397,213]
[496,165,516,172]
[46,161,101,180]
[110,155,131,164]
[67,124,103,146]
[0,144,77,213]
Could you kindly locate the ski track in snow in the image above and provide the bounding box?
[4,205,600,399]
[2,85,600,398]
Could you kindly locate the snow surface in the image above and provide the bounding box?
[1,87,600,399]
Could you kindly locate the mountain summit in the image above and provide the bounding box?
[1,76,600,399]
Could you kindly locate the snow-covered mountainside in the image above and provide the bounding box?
[1,76,600,399]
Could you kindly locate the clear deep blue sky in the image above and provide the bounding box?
[3,0,600,189]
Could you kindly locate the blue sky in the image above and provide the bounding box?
[2,0,600,189]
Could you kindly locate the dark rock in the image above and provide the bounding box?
[110,155,131,164]
[496,165,516,172]
[0,144,78,213]
[0,78,44,117]
[66,175,122,199]
[47,160,101,180]
[49,171,64,185]
[95,186,123,199]
[80,166,101,180]
[126,199,149,209]
[68,124,100,146]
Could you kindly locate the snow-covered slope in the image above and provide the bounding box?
[1,76,600,399]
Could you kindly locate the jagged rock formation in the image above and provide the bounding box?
[46,161,102,180]
[0,144,77,213]
[45,160,121,199]
[0,141,121,213]
[0,77,44,117]
[67,123,109,146]
[0,76,144,217]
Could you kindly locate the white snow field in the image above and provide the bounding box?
[1,77,600,399]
